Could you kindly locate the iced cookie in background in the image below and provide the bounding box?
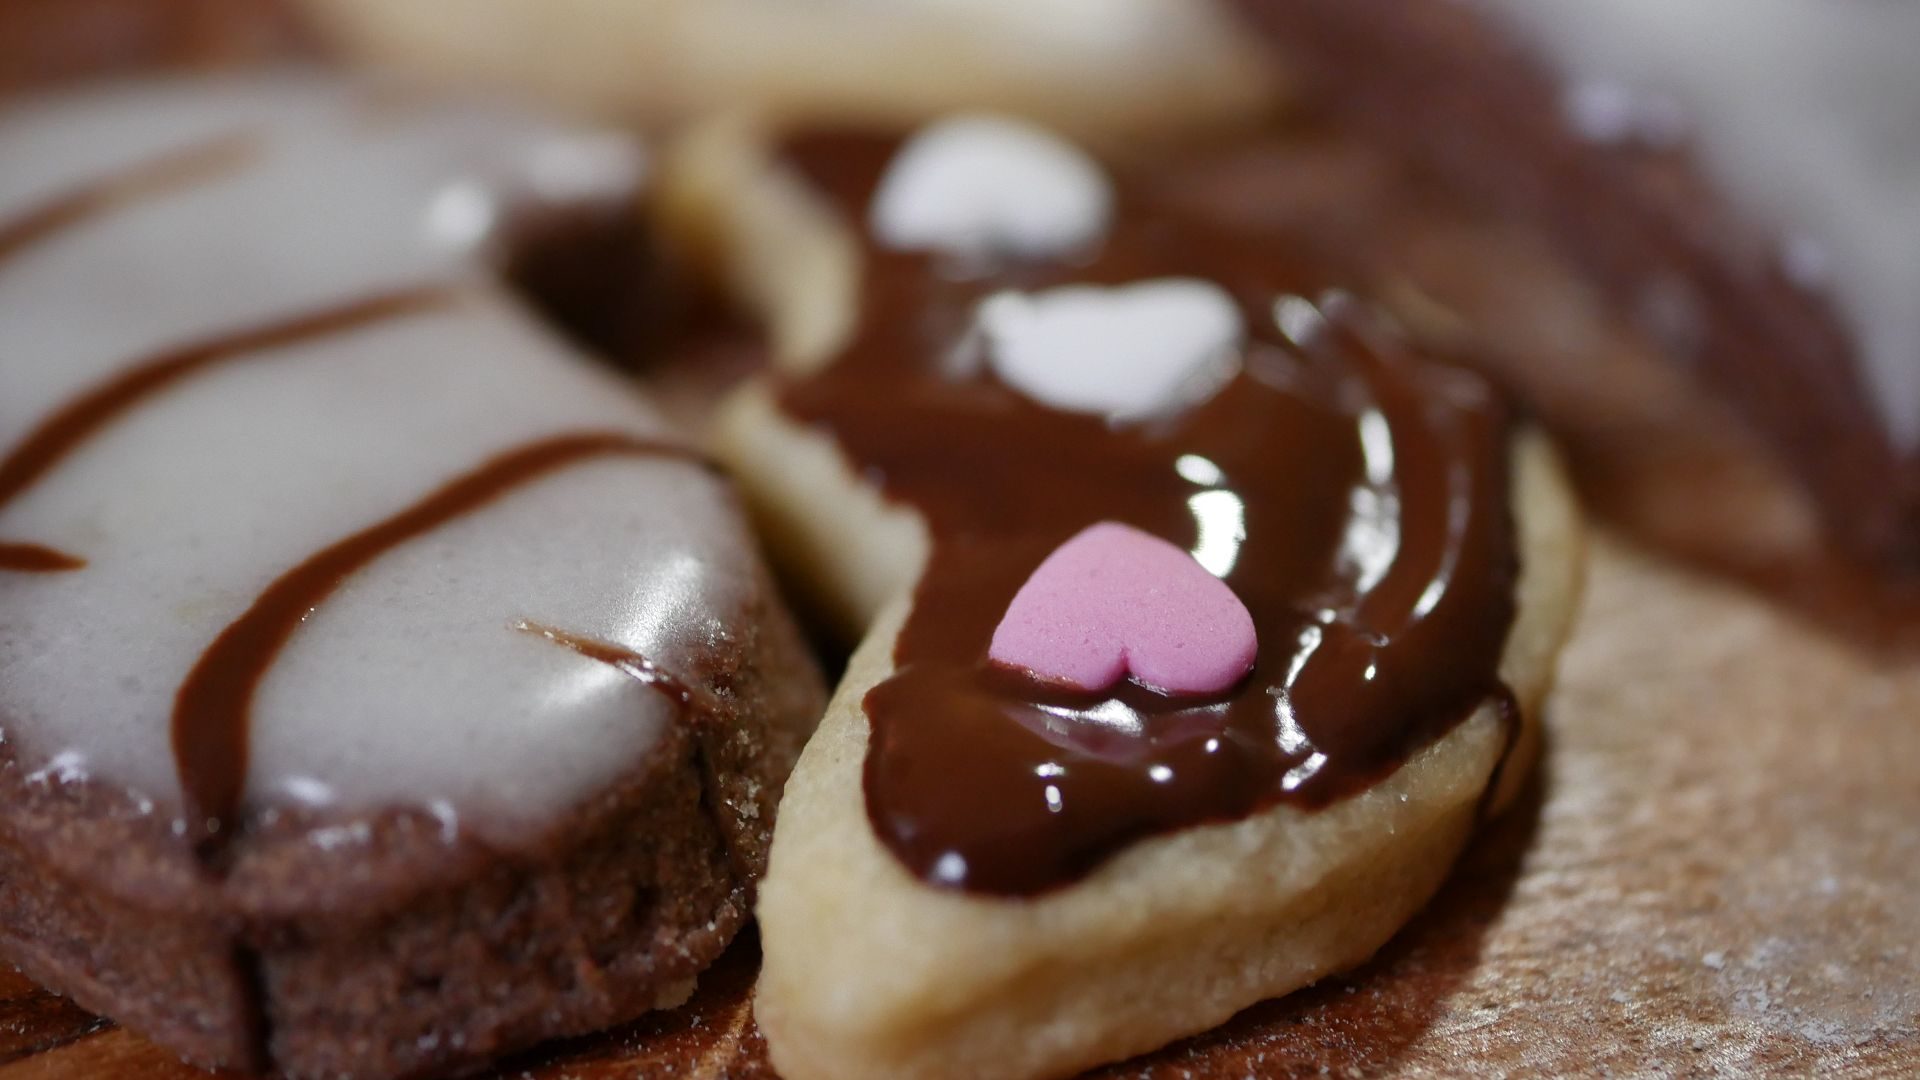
[660,114,1583,1080]
[296,0,1279,139]
[0,76,822,1079]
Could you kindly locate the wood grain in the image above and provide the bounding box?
[0,0,312,92]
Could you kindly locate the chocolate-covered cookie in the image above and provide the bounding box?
[663,114,1583,1080]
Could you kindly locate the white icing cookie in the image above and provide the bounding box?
[0,77,808,844]
[0,75,826,1080]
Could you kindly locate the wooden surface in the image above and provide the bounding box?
[0,0,312,93]
[2,533,1915,1078]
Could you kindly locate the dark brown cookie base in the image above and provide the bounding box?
[0,588,821,1080]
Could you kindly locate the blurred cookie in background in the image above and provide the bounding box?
[1230,0,1920,581]
[297,0,1279,137]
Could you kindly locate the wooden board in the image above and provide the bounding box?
[3,533,1915,1078]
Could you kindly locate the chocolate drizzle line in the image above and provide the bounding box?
[0,543,84,572]
[516,620,723,718]
[0,134,257,265]
[0,288,454,572]
[776,132,1519,895]
[173,432,704,865]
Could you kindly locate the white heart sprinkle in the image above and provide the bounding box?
[869,114,1113,260]
[976,278,1245,419]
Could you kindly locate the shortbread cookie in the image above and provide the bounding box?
[663,117,1583,1079]
[0,77,821,1079]
[299,0,1278,139]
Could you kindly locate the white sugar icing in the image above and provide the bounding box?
[0,78,766,843]
[973,278,1244,419]
[1479,0,1920,444]
[869,114,1112,260]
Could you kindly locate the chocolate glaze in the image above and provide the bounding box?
[516,620,724,720]
[0,288,451,572]
[0,543,84,571]
[776,133,1519,895]
[173,432,704,865]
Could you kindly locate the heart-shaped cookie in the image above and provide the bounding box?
[868,114,1113,260]
[977,278,1244,419]
[988,521,1256,696]
[685,110,1582,1080]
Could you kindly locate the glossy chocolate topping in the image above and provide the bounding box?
[174,431,703,862]
[777,132,1519,895]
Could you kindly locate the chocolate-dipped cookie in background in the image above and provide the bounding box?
[1226,0,1920,606]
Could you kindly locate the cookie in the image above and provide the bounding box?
[0,76,822,1079]
[662,116,1583,1079]
[297,0,1278,139]
[1230,0,1920,569]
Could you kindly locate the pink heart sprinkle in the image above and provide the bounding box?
[988,522,1257,696]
